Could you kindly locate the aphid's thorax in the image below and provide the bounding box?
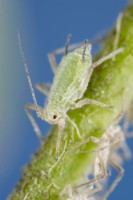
[45,45,92,124]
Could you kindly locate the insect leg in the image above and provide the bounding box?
[70,136,109,187]
[70,98,112,110]
[69,135,100,151]
[25,103,44,141]
[107,109,132,159]
[68,136,110,194]
[81,47,123,92]
[36,82,51,96]
[74,170,109,190]
[48,141,67,174]
[23,193,29,200]
[69,135,110,189]
[47,50,58,74]
[92,47,123,69]
[102,159,124,200]
[66,115,81,139]
[56,120,66,159]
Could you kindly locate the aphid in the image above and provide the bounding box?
[18,32,123,158]
[60,183,97,200]
[73,109,131,200]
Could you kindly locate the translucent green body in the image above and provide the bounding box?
[46,46,92,123]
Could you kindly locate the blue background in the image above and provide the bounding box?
[0,0,133,199]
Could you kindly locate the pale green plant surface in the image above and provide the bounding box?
[9,2,133,200]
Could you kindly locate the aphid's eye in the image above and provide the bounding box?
[53,115,58,119]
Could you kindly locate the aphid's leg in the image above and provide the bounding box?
[48,141,67,174]
[71,138,108,186]
[81,47,123,90]
[23,193,29,200]
[74,170,109,190]
[70,135,100,151]
[113,13,123,61]
[56,120,66,159]
[96,155,109,179]
[25,103,44,141]
[92,48,123,68]
[47,51,58,74]
[102,159,124,200]
[115,127,132,160]
[36,82,51,96]
[107,110,132,159]
[111,109,124,127]
[70,136,109,189]
[70,98,112,111]
[66,115,81,139]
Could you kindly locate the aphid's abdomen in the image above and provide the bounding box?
[50,48,92,102]
[46,47,92,119]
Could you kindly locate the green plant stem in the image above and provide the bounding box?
[9,2,133,200]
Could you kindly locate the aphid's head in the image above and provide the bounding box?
[44,109,63,124]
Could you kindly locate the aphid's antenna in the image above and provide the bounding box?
[82,39,89,61]
[64,33,72,55]
[17,32,39,111]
